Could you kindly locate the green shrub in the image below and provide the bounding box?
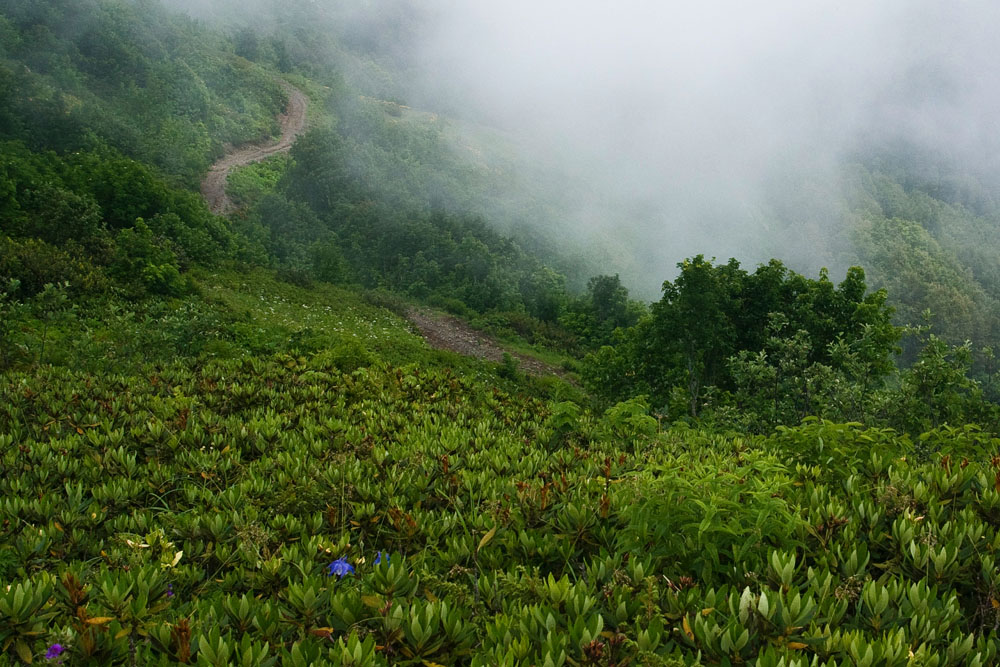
[361,288,408,316]
[109,220,186,297]
[427,294,470,318]
[311,340,375,373]
[0,236,107,296]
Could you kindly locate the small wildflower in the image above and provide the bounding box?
[327,557,354,578]
[45,644,65,660]
[374,551,389,566]
[166,583,174,598]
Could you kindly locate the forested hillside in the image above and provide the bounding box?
[846,152,1000,357]
[5,1,1000,665]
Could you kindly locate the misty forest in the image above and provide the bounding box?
[7,1,1000,665]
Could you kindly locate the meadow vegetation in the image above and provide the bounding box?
[5,1,1000,665]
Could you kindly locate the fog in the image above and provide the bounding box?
[165,0,1000,296]
[389,1,1000,295]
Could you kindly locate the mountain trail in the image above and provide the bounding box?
[200,80,308,215]
[406,307,571,380]
[200,81,566,379]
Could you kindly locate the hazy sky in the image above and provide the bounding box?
[390,1,1000,293]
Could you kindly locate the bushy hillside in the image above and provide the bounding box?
[0,0,586,361]
[845,154,1000,357]
[6,1,1000,665]
[5,344,1000,664]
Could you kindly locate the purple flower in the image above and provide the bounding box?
[327,557,354,578]
[166,583,174,598]
[45,644,65,660]
[374,551,389,566]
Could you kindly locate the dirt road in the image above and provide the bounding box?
[199,83,566,379]
[406,307,571,380]
[200,80,308,215]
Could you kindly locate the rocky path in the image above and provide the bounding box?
[406,307,571,380]
[200,80,308,215]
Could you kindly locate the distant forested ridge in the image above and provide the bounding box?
[845,151,1000,357]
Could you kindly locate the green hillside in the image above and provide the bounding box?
[4,1,1000,665]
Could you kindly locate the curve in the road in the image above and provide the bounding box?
[200,80,308,215]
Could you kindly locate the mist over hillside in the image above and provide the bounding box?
[400,1,1000,294]
[160,0,1000,306]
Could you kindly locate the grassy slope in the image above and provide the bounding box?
[5,265,1000,664]
[5,3,1000,666]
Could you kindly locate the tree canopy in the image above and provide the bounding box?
[584,256,901,427]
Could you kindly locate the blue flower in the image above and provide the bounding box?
[45,644,65,660]
[374,551,389,566]
[327,557,354,578]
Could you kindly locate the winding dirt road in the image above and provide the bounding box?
[200,80,308,215]
[200,82,567,379]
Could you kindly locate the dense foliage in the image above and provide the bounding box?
[238,123,573,319]
[0,0,293,319]
[6,1,1000,665]
[845,155,1000,361]
[583,259,892,410]
[0,0,285,185]
[580,256,1000,435]
[5,352,1000,665]
[0,0,587,352]
[0,140,242,300]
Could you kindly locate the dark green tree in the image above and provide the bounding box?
[651,256,743,416]
[586,256,900,421]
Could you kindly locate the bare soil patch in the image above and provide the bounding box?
[406,307,571,380]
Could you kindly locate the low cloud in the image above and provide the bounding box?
[161,0,1000,295]
[395,1,1000,294]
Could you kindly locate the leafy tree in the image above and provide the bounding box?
[586,256,900,421]
[650,256,744,416]
[310,237,349,284]
[519,266,567,323]
[233,27,261,62]
[888,318,996,433]
[588,274,630,329]
[0,236,107,296]
[109,219,185,297]
[560,273,644,349]
[31,281,74,366]
[24,184,105,249]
